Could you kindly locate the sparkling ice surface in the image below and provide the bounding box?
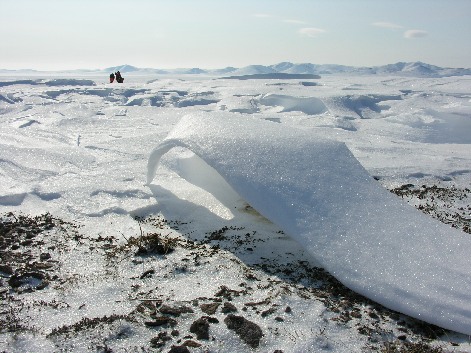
[148,112,471,335]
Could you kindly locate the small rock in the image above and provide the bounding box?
[25,231,36,239]
[215,285,241,299]
[150,331,172,348]
[182,340,201,348]
[136,301,156,314]
[168,345,190,353]
[39,252,51,261]
[206,316,219,324]
[30,262,54,271]
[145,316,177,327]
[261,307,277,317]
[0,264,13,276]
[224,314,263,348]
[350,310,362,318]
[221,302,237,313]
[190,317,210,340]
[200,302,220,315]
[368,311,379,320]
[140,269,155,279]
[160,304,194,316]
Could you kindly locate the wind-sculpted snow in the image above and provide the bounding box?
[0,93,22,104]
[323,94,403,119]
[0,79,41,87]
[259,94,328,115]
[43,79,96,86]
[43,88,118,100]
[300,81,319,86]
[0,79,96,87]
[125,90,218,107]
[33,85,218,108]
[224,73,321,80]
[148,112,471,335]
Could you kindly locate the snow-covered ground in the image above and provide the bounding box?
[1,72,470,352]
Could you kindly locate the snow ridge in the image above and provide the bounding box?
[148,112,471,335]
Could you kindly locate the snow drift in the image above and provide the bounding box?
[259,94,328,115]
[147,112,471,335]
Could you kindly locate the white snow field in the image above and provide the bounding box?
[1,69,471,352]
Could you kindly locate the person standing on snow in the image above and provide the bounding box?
[109,73,115,83]
[115,71,124,83]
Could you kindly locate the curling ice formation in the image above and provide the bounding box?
[147,112,471,335]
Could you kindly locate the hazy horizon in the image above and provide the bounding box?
[1,60,471,73]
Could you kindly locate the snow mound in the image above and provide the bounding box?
[324,94,402,119]
[147,112,471,335]
[0,93,22,104]
[224,73,320,80]
[0,79,41,87]
[259,94,328,115]
[43,79,96,86]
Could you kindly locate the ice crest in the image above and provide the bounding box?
[148,112,471,335]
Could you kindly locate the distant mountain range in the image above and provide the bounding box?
[2,62,470,78]
[102,62,471,77]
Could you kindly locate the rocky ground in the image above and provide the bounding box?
[1,181,470,353]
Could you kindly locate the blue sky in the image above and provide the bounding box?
[1,0,470,70]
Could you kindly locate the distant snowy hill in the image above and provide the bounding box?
[210,66,238,75]
[232,61,470,77]
[1,61,470,77]
[104,64,169,74]
[180,68,208,74]
[375,62,448,76]
[229,65,277,76]
[262,61,471,77]
[104,64,141,73]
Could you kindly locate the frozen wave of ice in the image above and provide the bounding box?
[148,112,471,335]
